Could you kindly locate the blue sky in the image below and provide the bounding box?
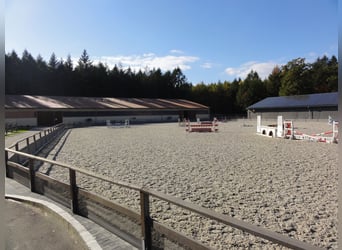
[5,0,337,84]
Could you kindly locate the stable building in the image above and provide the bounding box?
[247,92,338,120]
[5,95,210,127]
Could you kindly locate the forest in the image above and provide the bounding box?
[5,49,338,116]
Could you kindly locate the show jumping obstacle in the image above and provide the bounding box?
[185,118,219,132]
[283,119,338,143]
[257,115,338,144]
[106,119,130,128]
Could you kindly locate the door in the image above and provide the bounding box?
[37,112,63,126]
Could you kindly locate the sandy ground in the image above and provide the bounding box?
[37,120,338,249]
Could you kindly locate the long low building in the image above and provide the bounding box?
[247,92,338,120]
[5,95,210,127]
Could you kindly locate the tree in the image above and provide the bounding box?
[236,71,266,109]
[170,67,191,98]
[229,78,242,113]
[146,68,163,97]
[279,58,312,96]
[20,50,37,94]
[310,55,337,93]
[191,82,210,106]
[36,54,47,70]
[76,49,92,71]
[64,54,73,71]
[265,66,281,96]
[91,62,109,96]
[170,67,186,88]
[326,56,338,92]
[35,54,49,94]
[60,54,76,96]
[75,50,94,96]
[48,53,58,70]
[5,51,22,94]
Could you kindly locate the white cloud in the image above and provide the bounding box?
[169,49,184,54]
[201,62,213,69]
[225,60,281,80]
[88,53,199,72]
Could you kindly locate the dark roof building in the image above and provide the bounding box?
[247,92,338,120]
[5,95,209,126]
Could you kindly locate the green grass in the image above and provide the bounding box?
[5,129,28,137]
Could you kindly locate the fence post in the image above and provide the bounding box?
[38,132,42,149]
[44,130,47,144]
[26,138,30,154]
[33,134,37,152]
[5,150,10,178]
[29,158,36,192]
[69,169,79,214]
[140,191,152,250]
[15,143,19,163]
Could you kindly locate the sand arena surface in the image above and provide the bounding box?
[39,120,338,249]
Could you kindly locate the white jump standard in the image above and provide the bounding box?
[256,115,282,138]
[185,118,219,132]
[256,115,338,143]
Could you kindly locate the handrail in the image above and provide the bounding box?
[7,123,65,149]
[5,148,141,191]
[4,148,323,250]
[143,187,320,250]
[5,123,66,169]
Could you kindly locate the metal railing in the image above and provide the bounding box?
[5,147,323,250]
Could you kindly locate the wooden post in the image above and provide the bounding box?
[5,150,10,178]
[44,130,47,143]
[26,138,30,154]
[69,169,79,214]
[39,132,43,148]
[15,143,19,163]
[33,134,37,152]
[140,191,152,250]
[29,158,36,192]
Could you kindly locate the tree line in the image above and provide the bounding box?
[5,49,337,115]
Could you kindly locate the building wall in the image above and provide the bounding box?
[6,118,37,127]
[63,113,210,125]
[5,111,37,127]
[248,110,338,121]
[5,110,210,126]
[6,111,35,118]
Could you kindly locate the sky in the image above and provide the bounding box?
[5,0,338,84]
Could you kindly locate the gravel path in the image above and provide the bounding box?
[38,120,338,249]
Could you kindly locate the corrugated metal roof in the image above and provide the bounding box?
[247,92,338,110]
[5,95,208,110]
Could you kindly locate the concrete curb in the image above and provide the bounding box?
[5,194,102,250]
